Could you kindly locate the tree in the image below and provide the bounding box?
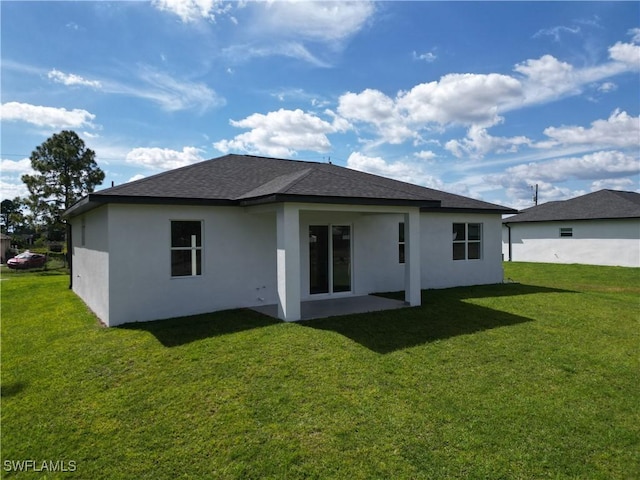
[1,197,26,234]
[22,130,105,239]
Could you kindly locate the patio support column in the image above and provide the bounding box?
[404,208,422,306]
[276,203,301,321]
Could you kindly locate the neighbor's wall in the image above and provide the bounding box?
[72,206,110,323]
[105,204,277,326]
[421,212,505,289]
[505,219,640,267]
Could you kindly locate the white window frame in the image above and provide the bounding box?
[398,222,405,264]
[453,223,482,261]
[170,220,203,277]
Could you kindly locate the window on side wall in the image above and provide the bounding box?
[453,223,482,260]
[171,221,202,277]
[398,222,405,264]
[559,227,573,237]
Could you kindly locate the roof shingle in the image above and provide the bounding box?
[66,154,515,216]
[503,189,640,223]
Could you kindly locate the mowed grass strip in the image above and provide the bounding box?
[1,263,638,479]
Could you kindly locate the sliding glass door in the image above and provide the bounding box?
[309,225,351,295]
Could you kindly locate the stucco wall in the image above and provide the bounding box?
[72,206,110,323]
[71,203,507,326]
[421,212,505,289]
[103,204,278,326]
[503,219,640,267]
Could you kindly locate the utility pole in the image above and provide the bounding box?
[531,184,539,206]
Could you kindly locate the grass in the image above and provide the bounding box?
[1,262,638,479]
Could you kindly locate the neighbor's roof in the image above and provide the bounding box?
[65,154,515,217]
[503,189,640,224]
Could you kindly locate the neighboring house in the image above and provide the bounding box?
[503,189,640,268]
[1,233,11,263]
[64,154,516,327]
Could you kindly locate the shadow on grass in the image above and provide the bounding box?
[0,266,69,277]
[118,283,572,352]
[300,283,573,354]
[1,381,28,398]
[118,308,282,347]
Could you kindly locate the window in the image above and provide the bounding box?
[171,221,202,277]
[81,217,86,246]
[398,222,405,264]
[560,227,573,237]
[453,223,482,260]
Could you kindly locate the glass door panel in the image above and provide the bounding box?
[309,226,329,294]
[332,226,351,292]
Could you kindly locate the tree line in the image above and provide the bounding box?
[1,130,105,250]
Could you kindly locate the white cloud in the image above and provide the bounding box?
[346,152,444,190]
[0,158,33,201]
[338,89,414,144]
[414,150,436,161]
[47,69,102,88]
[214,108,340,157]
[125,146,205,170]
[598,82,617,93]
[222,42,331,68]
[219,1,375,67]
[445,125,531,159]
[0,179,29,201]
[398,73,522,127]
[484,149,640,207]
[514,55,580,105]
[630,28,640,44]
[111,65,224,112]
[0,102,96,129]
[1,158,33,174]
[591,177,637,192]
[336,37,639,148]
[539,110,640,149]
[257,1,375,44]
[512,47,638,109]
[413,50,437,63]
[127,174,147,183]
[487,151,639,192]
[608,41,640,70]
[151,0,232,23]
[533,25,580,42]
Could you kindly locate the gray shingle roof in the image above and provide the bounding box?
[65,154,515,217]
[504,189,640,223]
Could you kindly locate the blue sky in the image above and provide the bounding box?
[1,1,639,209]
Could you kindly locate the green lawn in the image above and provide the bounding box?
[1,263,638,479]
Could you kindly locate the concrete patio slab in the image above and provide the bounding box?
[251,295,408,321]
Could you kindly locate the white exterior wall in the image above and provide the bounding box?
[503,219,640,267]
[71,203,506,326]
[106,204,278,326]
[421,212,505,289]
[72,206,110,323]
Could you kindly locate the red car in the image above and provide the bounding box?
[6,252,47,269]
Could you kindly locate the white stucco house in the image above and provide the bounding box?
[64,154,516,327]
[503,189,640,267]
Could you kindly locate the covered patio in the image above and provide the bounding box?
[251,294,408,321]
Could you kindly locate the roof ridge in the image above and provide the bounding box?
[234,168,313,200]
[277,167,314,194]
[605,189,640,205]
